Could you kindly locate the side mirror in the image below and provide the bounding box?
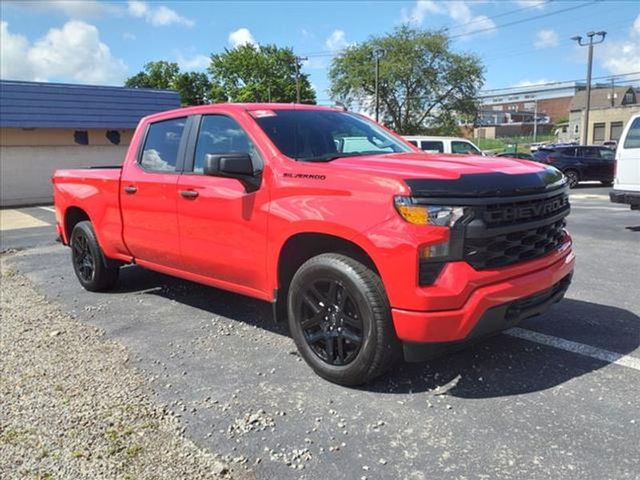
[203,153,261,193]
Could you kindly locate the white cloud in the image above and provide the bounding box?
[534,29,559,49]
[0,22,37,81]
[176,53,210,71]
[303,57,327,70]
[127,1,194,27]
[599,15,640,75]
[400,1,496,39]
[325,30,351,52]
[0,20,127,85]
[515,0,547,9]
[228,28,257,48]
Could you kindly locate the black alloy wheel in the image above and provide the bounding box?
[564,170,579,188]
[297,278,364,366]
[72,229,96,283]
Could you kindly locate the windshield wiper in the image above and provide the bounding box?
[301,151,390,163]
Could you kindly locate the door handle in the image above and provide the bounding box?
[124,186,137,194]
[179,190,199,199]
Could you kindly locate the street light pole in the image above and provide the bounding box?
[572,31,606,145]
[373,48,385,123]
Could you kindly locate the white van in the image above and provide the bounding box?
[403,136,485,156]
[610,113,640,210]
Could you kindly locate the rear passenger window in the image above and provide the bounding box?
[407,140,418,147]
[623,117,640,149]
[420,141,444,153]
[140,118,186,172]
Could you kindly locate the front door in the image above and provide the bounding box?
[120,116,188,267]
[176,114,269,295]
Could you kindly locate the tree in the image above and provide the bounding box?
[208,44,315,103]
[125,61,210,105]
[329,26,484,135]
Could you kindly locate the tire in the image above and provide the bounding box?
[287,253,401,386]
[70,221,119,292]
[564,169,580,188]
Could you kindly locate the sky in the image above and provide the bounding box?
[1,0,639,101]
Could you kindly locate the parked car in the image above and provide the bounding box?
[532,145,615,188]
[403,136,485,155]
[496,152,534,160]
[53,103,574,386]
[610,113,640,210]
[603,140,617,150]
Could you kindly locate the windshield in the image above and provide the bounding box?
[252,109,412,162]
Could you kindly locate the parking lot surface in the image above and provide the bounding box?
[2,185,639,479]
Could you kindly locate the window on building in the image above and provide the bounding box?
[74,130,89,145]
[623,92,635,104]
[106,130,121,145]
[610,122,624,142]
[140,117,186,172]
[592,122,605,143]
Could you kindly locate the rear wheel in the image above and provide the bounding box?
[564,169,580,188]
[70,221,119,291]
[287,253,401,386]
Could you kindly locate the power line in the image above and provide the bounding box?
[479,71,640,94]
[300,0,599,59]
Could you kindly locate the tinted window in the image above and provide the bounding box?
[253,110,410,162]
[623,117,640,149]
[407,140,418,147]
[140,118,186,172]
[451,141,480,155]
[599,148,615,160]
[420,141,444,153]
[558,147,577,157]
[193,115,259,173]
[579,147,601,158]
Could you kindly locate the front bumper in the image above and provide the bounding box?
[391,242,575,347]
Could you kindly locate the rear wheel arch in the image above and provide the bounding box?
[64,206,90,241]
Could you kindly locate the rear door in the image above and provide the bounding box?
[577,147,606,180]
[120,116,189,267]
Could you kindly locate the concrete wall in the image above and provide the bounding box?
[1,128,133,207]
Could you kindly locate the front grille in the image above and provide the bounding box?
[482,192,569,227]
[464,218,566,269]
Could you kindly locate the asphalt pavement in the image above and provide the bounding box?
[2,184,639,479]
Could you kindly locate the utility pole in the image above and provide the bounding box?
[533,99,538,144]
[294,56,307,104]
[373,48,385,123]
[572,31,606,145]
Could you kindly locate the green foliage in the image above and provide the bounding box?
[125,61,210,105]
[329,25,484,134]
[208,44,316,103]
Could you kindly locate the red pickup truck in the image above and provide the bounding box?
[54,104,574,385]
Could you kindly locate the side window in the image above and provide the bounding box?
[623,117,640,149]
[407,140,418,147]
[193,115,259,173]
[451,141,479,155]
[580,147,599,158]
[420,141,444,153]
[599,148,614,160]
[561,147,577,157]
[140,118,186,172]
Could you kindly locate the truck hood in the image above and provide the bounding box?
[331,152,566,197]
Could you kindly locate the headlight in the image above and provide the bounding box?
[394,197,465,227]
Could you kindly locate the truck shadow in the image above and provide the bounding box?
[114,265,639,399]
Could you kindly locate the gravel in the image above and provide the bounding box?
[0,259,247,480]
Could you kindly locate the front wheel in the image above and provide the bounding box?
[70,221,119,292]
[287,253,401,386]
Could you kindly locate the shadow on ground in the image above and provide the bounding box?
[107,264,640,400]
